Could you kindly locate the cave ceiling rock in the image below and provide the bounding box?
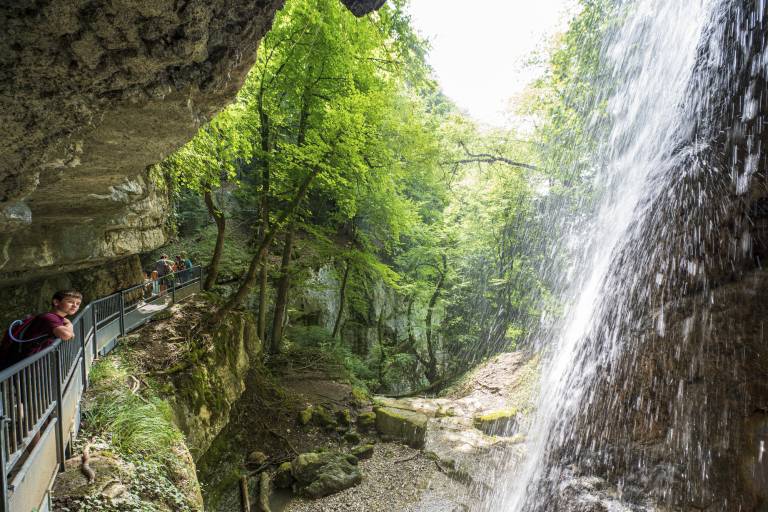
[0,0,383,285]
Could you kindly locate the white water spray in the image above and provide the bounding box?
[481,1,718,510]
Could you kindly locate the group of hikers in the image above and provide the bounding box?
[144,253,194,297]
[0,253,194,372]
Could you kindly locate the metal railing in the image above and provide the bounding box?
[0,266,204,512]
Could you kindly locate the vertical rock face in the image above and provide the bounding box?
[0,0,382,286]
[550,2,768,510]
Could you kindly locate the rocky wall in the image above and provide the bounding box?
[0,0,384,286]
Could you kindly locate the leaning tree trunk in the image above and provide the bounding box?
[331,259,351,339]
[270,224,295,354]
[210,169,320,325]
[256,89,272,342]
[203,188,226,291]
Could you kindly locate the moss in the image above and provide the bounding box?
[356,411,376,432]
[373,407,427,448]
[474,408,518,423]
[298,406,314,426]
[312,406,338,430]
[351,386,369,404]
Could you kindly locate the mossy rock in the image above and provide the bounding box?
[351,444,374,460]
[343,431,361,444]
[374,407,428,448]
[247,450,268,466]
[336,408,352,427]
[274,462,294,489]
[356,411,376,432]
[291,452,362,498]
[473,408,518,436]
[312,406,338,430]
[298,406,314,426]
[54,452,134,502]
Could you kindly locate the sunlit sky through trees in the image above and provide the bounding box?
[407,0,577,128]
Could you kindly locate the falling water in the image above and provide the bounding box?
[479,0,768,510]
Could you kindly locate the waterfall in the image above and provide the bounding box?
[475,0,762,509]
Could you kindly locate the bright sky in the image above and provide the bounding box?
[407,0,577,128]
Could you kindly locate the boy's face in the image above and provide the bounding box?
[54,296,81,316]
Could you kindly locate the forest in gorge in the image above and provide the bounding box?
[155,0,607,395]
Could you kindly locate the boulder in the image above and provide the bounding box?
[374,406,428,448]
[356,411,376,432]
[247,450,268,466]
[343,431,361,444]
[472,408,518,436]
[274,462,294,489]
[351,444,374,460]
[291,451,362,498]
[336,408,352,428]
[311,406,338,430]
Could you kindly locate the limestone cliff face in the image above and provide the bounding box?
[165,309,262,458]
[0,0,383,285]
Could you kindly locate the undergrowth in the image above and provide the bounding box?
[70,351,197,511]
[279,325,377,394]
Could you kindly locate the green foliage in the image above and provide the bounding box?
[283,325,378,391]
[157,0,585,390]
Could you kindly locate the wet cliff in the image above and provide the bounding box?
[545,2,768,510]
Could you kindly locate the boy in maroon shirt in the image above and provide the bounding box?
[1,290,82,370]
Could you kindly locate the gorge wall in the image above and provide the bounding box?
[0,0,383,286]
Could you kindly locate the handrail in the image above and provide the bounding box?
[0,266,204,512]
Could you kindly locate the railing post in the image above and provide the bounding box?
[118,292,126,337]
[0,395,9,512]
[53,348,66,472]
[171,273,176,304]
[91,305,98,358]
[80,318,87,392]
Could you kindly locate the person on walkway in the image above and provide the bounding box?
[0,289,82,370]
[150,270,160,297]
[182,252,193,274]
[155,254,173,295]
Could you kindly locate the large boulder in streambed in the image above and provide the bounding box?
[291,451,362,498]
[374,406,428,448]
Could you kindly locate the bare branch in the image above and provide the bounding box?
[449,141,539,171]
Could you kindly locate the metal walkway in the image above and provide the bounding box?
[0,267,204,512]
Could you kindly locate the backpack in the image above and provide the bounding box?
[0,316,49,368]
[156,259,173,277]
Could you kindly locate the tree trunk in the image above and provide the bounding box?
[331,259,351,339]
[203,188,226,291]
[424,255,447,383]
[256,94,271,343]
[210,168,321,324]
[270,224,295,354]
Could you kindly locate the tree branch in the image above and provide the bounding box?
[449,141,539,171]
